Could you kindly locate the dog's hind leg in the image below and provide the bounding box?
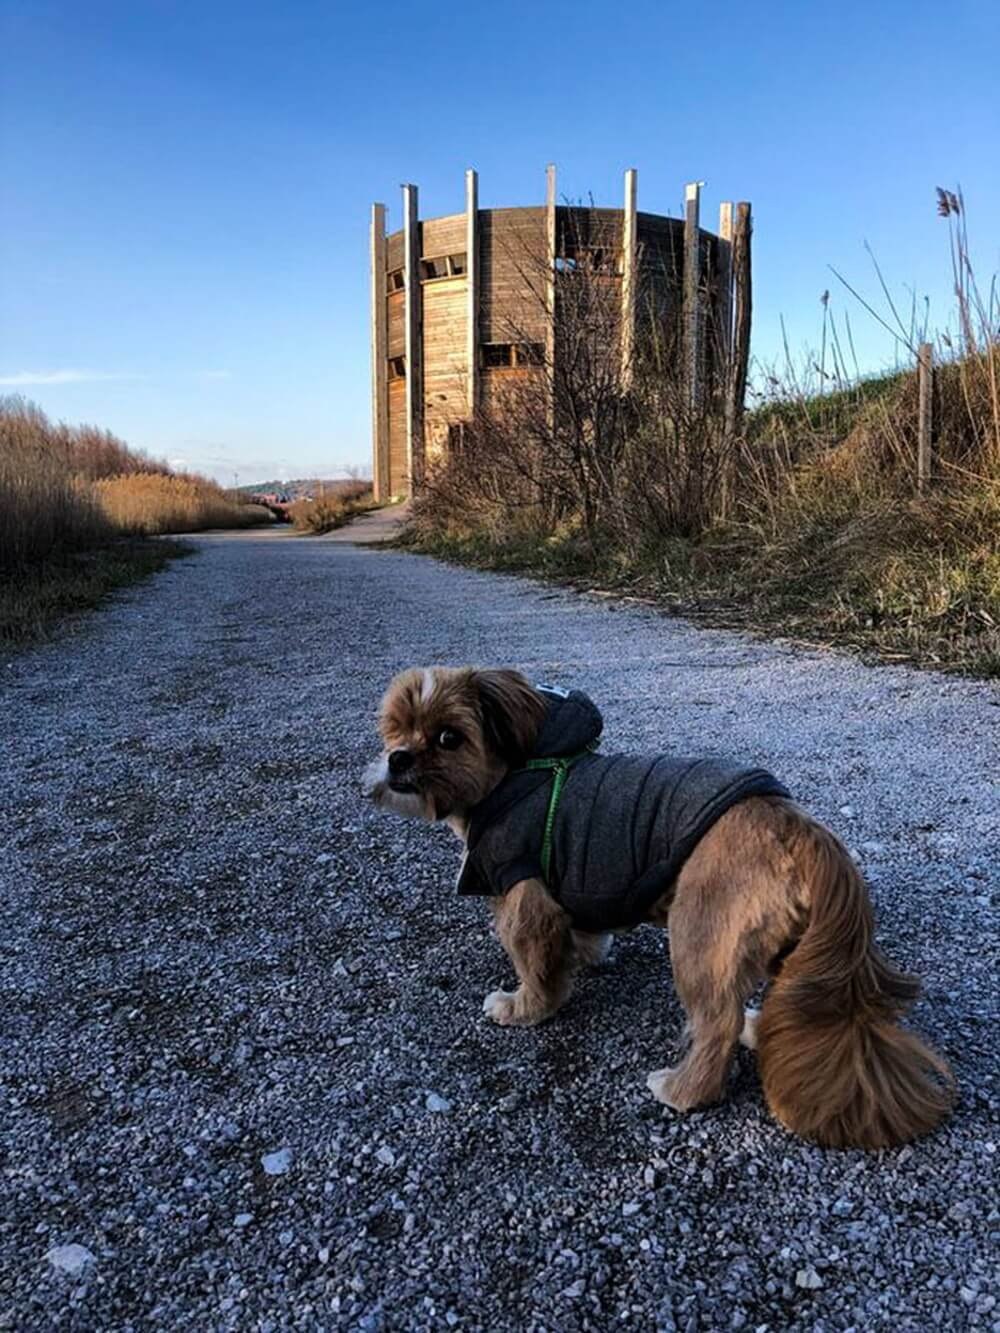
[646,798,807,1111]
[483,878,576,1027]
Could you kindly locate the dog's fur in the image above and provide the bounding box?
[367,666,954,1149]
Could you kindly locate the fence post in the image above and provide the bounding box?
[917,342,934,491]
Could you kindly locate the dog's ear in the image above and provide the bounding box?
[474,669,546,766]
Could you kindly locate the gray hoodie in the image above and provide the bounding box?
[457,685,790,932]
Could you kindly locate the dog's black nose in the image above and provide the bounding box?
[388,749,414,777]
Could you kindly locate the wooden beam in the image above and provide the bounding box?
[369,203,389,502]
[724,201,753,443]
[917,341,934,490]
[465,168,479,419]
[717,201,734,379]
[683,181,703,410]
[545,163,556,431]
[621,168,638,389]
[403,183,423,492]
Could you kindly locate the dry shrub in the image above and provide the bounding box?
[288,481,373,533]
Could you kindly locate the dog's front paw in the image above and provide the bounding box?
[482,988,518,1025]
[646,1066,693,1112]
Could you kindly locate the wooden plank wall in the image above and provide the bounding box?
[422,277,468,465]
[479,208,548,344]
[388,380,407,493]
[387,291,405,360]
[636,212,685,354]
[420,213,465,260]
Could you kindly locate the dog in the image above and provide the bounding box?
[366,666,953,1149]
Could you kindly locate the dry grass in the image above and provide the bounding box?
[94,473,272,535]
[287,481,375,534]
[0,395,271,642]
[0,399,118,570]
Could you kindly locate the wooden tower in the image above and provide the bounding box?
[370,167,751,501]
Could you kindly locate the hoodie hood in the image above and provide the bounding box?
[460,685,603,856]
[530,684,603,758]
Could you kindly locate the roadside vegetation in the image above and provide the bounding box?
[287,480,376,533]
[407,191,999,676]
[0,396,271,644]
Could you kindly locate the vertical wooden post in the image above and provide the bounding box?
[403,183,423,492]
[544,163,560,429]
[917,341,934,490]
[465,168,479,420]
[621,167,638,390]
[723,201,753,443]
[370,202,389,502]
[545,163,557,432]
[683,181,703,410]
[717,201,734,382]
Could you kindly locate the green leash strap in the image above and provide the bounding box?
[520,740,599,883]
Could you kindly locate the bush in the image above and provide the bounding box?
[288,482,373,534]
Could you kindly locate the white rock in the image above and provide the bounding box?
[45,1244,95,1277]
[561,1278,586,1298]
[375,1145,396,1167]
[261,1147,293,1175]
[838,804,855,818]
[795,1265,824,1290]
[234,1213,254,1229]
[622,1201,641,1217]
[425,1093,452,1113]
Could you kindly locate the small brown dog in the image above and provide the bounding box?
[366,666,953,1149]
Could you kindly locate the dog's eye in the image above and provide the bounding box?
[437,728,462,750]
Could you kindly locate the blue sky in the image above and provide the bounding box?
[2,0,997,485]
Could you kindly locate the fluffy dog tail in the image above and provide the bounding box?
[757,824,953,1149]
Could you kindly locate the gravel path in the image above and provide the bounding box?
[2,528,998,1332]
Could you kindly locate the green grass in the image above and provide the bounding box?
[0,539,189,647]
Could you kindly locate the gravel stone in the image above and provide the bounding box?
[43,1244,95,1277]
[1,529,997,1330]
[260,1147,293,1176]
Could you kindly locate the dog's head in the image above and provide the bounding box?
[365,667,546,821]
